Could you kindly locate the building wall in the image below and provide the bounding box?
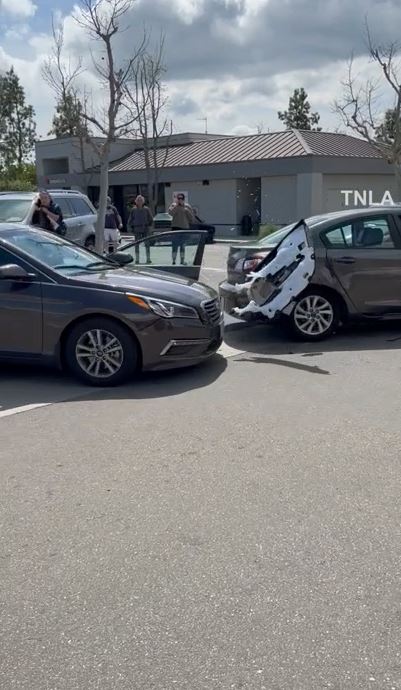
[164,179,237,236]
[322,174,397,212]
[236,178,261,224]
[261,175,297,225]
[35,137,135,191]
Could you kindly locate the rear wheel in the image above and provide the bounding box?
[64,317,139,386]
[287,290,339,341]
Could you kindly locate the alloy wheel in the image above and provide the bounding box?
[293,295,334,337]
[75,328,124,378]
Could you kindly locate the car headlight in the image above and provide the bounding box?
[126,294,200,319]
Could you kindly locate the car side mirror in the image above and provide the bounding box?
[0,264,32,280]
[108,252,134,266]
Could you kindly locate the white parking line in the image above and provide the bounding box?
[0,402,53,419]
[218,342,245,358]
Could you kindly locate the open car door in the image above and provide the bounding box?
[119,231,207,280]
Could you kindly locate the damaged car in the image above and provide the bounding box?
[219,206,401,340]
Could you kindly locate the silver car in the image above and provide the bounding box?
[0,190,98,249]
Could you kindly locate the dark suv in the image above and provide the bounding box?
[220,205,401,340]
[0,190,98,249]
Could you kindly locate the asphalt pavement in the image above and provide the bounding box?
[1,244,401,689]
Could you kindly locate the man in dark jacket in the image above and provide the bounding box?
[104,196,122,253]
[31,191,65,235]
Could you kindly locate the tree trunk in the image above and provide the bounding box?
[394,163,401,202]
[96,155,109,254]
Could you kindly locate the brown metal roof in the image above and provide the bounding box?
[108,129,381,173]
[300,130,382,158]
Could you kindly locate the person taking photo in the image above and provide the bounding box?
[31,191,65,235]
[168,194,194,265]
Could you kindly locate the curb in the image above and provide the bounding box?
[214,237,252,244]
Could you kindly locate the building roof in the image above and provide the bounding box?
[108,129,382,173]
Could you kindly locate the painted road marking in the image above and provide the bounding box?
[0,402,53,419]
[218,342,245,358]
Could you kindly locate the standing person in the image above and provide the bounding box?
[168,194,194,265]
[104,196,122,253]
[31,191,66,235]
[128,195,153,263]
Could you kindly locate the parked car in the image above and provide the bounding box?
[191,214,215,244]
[0,225,222,385]
[220,205,401,340]
[0,190,98,249]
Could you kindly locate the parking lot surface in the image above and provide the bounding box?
[2,244,401,689]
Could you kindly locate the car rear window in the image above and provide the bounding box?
[257,215,329,247]
[0,199,32,222]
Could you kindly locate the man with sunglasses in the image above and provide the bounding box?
[168,193,195,265]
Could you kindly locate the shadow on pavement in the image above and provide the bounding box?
[0,355,228,414]
[224,319,401,357]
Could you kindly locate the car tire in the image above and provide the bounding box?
[64,317,139,386]
[286,289,339,341]
[85,236,95,251]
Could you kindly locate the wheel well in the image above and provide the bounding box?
[59,313,143,370]
[84,235,95,246]
[300,284,349,323]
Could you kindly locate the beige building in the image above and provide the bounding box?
[35,130,398,236]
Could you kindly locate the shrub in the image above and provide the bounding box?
[258,223,278,239]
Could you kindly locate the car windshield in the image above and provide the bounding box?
[0,199,32,222]
[4,229,114,274]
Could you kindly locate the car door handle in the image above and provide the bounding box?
[334,257,356,264]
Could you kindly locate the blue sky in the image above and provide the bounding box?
[1,0,401,139]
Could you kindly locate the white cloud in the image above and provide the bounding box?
[1,0,401,143]
[160,0,205,24]
[0,0,37,18]
[5,24,30,41]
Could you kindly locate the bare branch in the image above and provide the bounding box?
[334,28,401,198]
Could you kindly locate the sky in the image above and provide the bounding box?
[0,0,401,140]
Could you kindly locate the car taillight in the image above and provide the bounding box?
[235,254,268,273]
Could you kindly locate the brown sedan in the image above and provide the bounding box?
[220,206,401,340]
[0,226,223,385]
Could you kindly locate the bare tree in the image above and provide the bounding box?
[124,36,172,213]
[43,0,145,252]
[334,29,401,198]
[42,18,84,106]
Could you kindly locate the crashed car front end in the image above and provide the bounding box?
[223,220,315,321]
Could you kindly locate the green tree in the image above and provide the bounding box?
[0,162,36,192]
[0,67,36,168]
[48,90,88,138]
[376,108,401,145]
[278,87,321,131]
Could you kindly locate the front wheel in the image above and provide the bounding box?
[64,317,139,386]
[286,291,339,341]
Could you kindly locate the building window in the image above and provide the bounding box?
[43,158,69,175]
